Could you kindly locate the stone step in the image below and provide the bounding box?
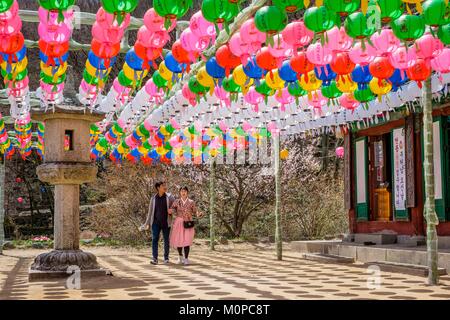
[364,261,448,277]
[302,253,355,264]
[354,233,397,245]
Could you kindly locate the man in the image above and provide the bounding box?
[142,181,175,265]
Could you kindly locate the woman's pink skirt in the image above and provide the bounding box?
[170,217,195,248]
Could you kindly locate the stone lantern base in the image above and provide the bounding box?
[29,250,110,281]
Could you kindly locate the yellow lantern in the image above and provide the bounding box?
[2,57,28,74]
[85,61,111,80]
[232,65,254,94]
[123,62,148,81]
[41,61,67,79]
[369,77,392,100]
[300,71,322,91]
[158,61,174,82]
[336,76,357,93]
[265,69,285,92]
[197,66,215,94]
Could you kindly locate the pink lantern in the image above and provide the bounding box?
[137,26,170,48]
[218,120,229,132]
[0,0,18,22]
[349,42,376,66]
[96,7,130,29]
[281,21,313,54]
[38,6,74,28]
[6,76,28,90]
[80,80,97,96]
[415,33,444,61]
[180,28,210,54]
[275,88,294,111]
[244,87,264,111]
[308,90,327,109]
[40,81,64,94]
[324,27,352,52]
[190,11,216,38]
[389,45,417,70]
[182,83,197,106]
[92,21,124,44]
[339,94,359,111]
[431,48,450,73]
[145,79,164,104]
[214,86,231,107]
[306,42,332,66]
[38,22,72,43]
[17,197,23,203]
[335,146,344,158]
[240,18,266,46]
[229,32,255,65]
[144,8,176,32]
[0,14,21,36]
[268,34,294,67]
[370,29,400,56]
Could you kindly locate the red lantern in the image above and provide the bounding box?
[330,51,355,83]
[172,40,198,72]
[0,32,24,55]
[256,47,278,72]
[17,197,23,203]
[369,56,395,80]
[15,177,22,183]
[290,51,314,79]
[134,42,163,70]
[91,39,120,68]
[216,45,241,77]
[406,58,431,88]
[39,40,70,59]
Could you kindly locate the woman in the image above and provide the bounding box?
[169,187,203,265]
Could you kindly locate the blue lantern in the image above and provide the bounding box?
[279,60,297,83]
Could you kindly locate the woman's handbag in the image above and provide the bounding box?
[183,220,195,229]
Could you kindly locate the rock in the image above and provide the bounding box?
[81,239,93,245]
[218,237,228,245]
[232,239,244,244]
[2,241,15,250]
[80,230,97,241]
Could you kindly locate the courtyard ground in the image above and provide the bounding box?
[1,241,450,300]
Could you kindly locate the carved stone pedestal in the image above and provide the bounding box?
[29,106,108,281]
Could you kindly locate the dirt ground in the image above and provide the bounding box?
[1,241,450,300]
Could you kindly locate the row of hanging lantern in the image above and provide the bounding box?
[36,0,75,105]
[0,114,14,158]
[97,69,450,164]
[0,0,30,120]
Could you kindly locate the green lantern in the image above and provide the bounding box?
[376,0,403,23]
[100,0,139,24]
[118,70,141,88]
[321,81,342,99]
[38,0,75,10]
[154,0,193,21]
[273,0,305,13]
[222,76,241,94]
[188,77,209,95]
[354,88,375,103]
[255,6,288,36]
[287,81,306,97]
[0,0,13,13]
[153,71,168,89]
[304,6,336,34]
[438,23,450,44]
[41,71,66,85]
[202,0,240,34]
[324,0,359,17]
[1,68,28,82]
[422,0,448,27]
[344,12,377,40]
[256,80,276,97]
[391,14,426,41]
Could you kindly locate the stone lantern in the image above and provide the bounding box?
[29,69,107,280]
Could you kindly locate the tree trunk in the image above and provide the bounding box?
[209,159,216,251]
[0,156,5,255]
[422,77,440,285]
[273,135,282,260]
